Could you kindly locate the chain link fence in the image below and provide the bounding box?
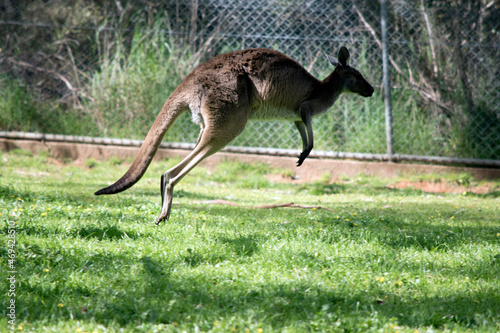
[1,0,499,165]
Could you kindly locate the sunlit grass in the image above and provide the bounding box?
[0,149,499,332]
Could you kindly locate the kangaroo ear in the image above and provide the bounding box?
[338,46,350,68]
[326,54,339,67]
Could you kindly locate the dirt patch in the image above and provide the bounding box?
[267,173,497,195]
[386,180,495,194]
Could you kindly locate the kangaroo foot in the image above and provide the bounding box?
[156,173,174,225]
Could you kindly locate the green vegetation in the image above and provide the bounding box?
[2,1,499,159]
[0,32,468,157]
[1,149,499,332]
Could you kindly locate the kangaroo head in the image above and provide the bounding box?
[327,47,374,97]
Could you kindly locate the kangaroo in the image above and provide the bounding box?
[95,46,374,224]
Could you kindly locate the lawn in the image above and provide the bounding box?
[1,149,499,332]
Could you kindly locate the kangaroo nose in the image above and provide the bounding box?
[366,85,374,97]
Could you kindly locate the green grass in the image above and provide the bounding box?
[1,149,499,332]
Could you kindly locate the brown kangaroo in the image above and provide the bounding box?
[95,47,374,224]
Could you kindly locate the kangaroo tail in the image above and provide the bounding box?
[95,95,187,196]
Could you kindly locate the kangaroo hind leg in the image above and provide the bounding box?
[156,106,249,224]
[160,120,205,208]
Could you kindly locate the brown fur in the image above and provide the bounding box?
[95,47,374,223]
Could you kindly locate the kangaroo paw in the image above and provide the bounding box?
[296,154,307,167]
[296,148,312,167]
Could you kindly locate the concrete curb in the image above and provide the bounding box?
[2,138,499,181]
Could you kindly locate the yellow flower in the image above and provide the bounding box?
[257,329,264,333]
[44,268,49,273]
[41,212,47,217]
[58,303,64,308]
[353,223,358,226]
[376,276,385,282]
[76,329,82,333]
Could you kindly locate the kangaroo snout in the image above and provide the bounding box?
[362,85,374,97]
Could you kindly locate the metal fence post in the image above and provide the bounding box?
[381,0,395,161]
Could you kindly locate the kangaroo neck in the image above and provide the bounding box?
[318,67,343,108]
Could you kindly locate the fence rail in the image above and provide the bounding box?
[1,0,499,166]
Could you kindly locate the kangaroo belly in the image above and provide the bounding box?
[248,103,299,121]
